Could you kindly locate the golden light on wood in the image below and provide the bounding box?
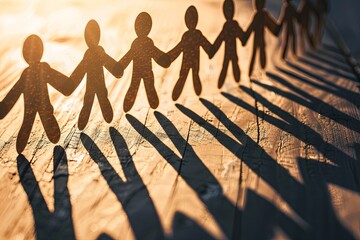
[0,0,359,239]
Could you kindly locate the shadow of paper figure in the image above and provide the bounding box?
[97,233,113,240]
[114,12,170,112]
[298,0,316,50]
[0,35,73,154]
[172,212,214,240]
[168,6,212,101]
[279,0,300,60]
[260,72,360,134]
[71,20,121,130]
[17,146,75,240]
[127,112,236,238]
[296,157,356,240]
[80,128,164,240]
[244,0,281,77]
[146,110,304,239]
[211,0,245,88]
[180,98,356,239]
[314,0,329,46]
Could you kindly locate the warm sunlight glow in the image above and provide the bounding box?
[1,0,359,239]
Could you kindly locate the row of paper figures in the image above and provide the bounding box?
[0,0,329,153]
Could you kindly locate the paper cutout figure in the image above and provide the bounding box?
[279,0,300,60]
[168,6,212,100]
[70,20,121,130]
[244,0,281,77]
[298,0,316,49]
[211,0,245,88]
[0,35,73,154]
[115,12,170,112]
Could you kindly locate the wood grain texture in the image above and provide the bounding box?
[0,0,359,239]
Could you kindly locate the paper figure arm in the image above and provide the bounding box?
[0,72,25,119]
[118,48,134,69]
[265,11,281,36]
[200,32,212,57]
[278,4,287,28]
[70,58,87,91]
[111,48,134,78]
[103,51,123,78]
[243,16,256,45]
[47,64,74,96]
[236,22,246,45]
[168,39,184,63]
[211,28,225,58]
[151,43,171,68]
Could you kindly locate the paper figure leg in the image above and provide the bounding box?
[144,72,159,109]
[172,66,190,101]
[97,91,113,123]
[249,45,257,77]
[78,93,95,130]
[218,58,230,89]
[39,109,61,144]
[192,65,202,96]
[16,110,37,153]
[232,58,240,83]
[124,75,141,112]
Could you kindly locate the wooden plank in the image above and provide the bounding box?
[0,0,359,239]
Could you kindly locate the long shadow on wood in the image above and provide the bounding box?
[17,146,75,240]
[172,211,215,240]
[281,63,360,106]
[80,129,164,240]
[223,90,360,193]
[262,72,360,134]
[126,113,236,238]
[306,50,354,77]
[317,47,350,69]
[320,43,360,83]
[296,156,354,239]
[299,54,356,82]
[193,98,355,239]
[127,112,303,239]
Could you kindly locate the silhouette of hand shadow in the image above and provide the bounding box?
[127,112,238,238]
[114,12,170,113]
[211,0,245,88]
[176,99,356,238]
[278,0,301,60]
[243,0,281,77]
[223,87,359,193]
[262,72,360,134]
[80,128,164,240]
[0,35,73,154]
[168,6,212,101]
[127,112,304,239]
[70,20,121,130]
[17,146,75,240]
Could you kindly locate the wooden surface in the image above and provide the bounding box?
[0,0,359,239]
